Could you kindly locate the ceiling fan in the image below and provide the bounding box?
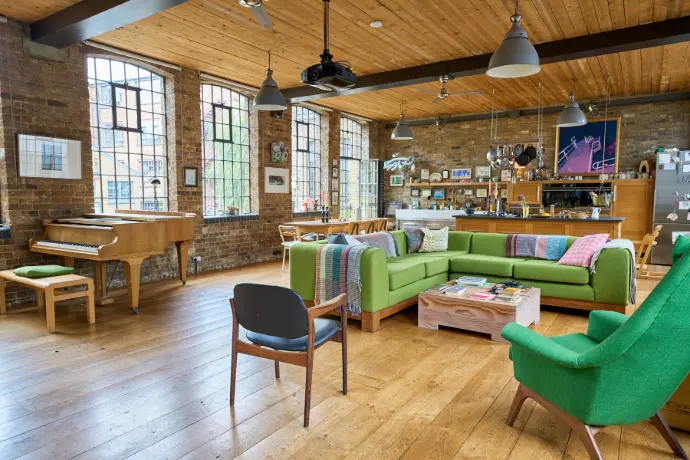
[412,75,483,103]
[238,0,273,29]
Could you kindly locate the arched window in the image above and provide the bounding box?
[292,106,322,211]
[340,118,378,219]
[200,84,251,216]
[87,57,169,213]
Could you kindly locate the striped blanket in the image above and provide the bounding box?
[315,244,368,317]
[505,234,569,261]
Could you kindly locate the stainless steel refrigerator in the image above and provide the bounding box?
[651,150,690,265]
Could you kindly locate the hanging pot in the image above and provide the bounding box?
[516,152,531,166]
[487,145,498,162]
[514,144,524,157]
[525,145,538,160]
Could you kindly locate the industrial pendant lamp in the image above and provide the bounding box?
[557,79,588,127]
[486,0,540,79]
[391,102,413,140]
[254,50,287,111]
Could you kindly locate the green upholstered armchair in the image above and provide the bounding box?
[501,252,690,460]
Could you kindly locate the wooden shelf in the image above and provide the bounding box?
[406,182,508,188]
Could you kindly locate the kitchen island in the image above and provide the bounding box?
[454,214,625,238]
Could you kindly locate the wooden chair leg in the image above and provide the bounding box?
[44,288,56,333]
[575,425,604,460]
[274,361,280,379]
[341,311,348,395]
[506,383,529,427]
[229,313,239,407]
[651,412,689,460]
[304,349,314,427]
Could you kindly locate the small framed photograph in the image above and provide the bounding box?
[390,174,404,187]
[332,167,338,179]
[410,188,420,197]
[500,169,512,182]
[500,188,508,199]
[464,189,474,196]
[442,170,449,180]
[331,180,338,191]
[451,168,471,181]
[331,191,338,206]
[265,167,289,194]
[421,189,432,198]
[432,188,445,199]
[183,167,198,187]
[332,159,338,166]
[476,165,491,178]
[476,188,488,198]
[421,169,430,181]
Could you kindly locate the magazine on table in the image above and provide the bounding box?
[455,276,487,287]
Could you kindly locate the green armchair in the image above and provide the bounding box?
[501,252,690,460]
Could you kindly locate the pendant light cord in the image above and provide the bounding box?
[267,50,272,70]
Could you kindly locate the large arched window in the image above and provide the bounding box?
[200,84,251,216]
[87,57,168,213]
[340,118,378,219]
[292,106,322,211]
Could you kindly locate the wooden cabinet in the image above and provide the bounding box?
[508,182,542,204]
[611,180,654,243]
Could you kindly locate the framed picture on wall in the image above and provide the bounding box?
[331,180,338,191]
[17,134,82,179]
[476,188,488,198]
[431,188,445,199]
[183,167,198,187]
[555,116,621,175]
[332,167,338,179]
[265,167,289,194]
[332,159,338,166]
[420,169,430,181]
[475,166,491,178]
[410,188,420,197]
[331,192,338,206]
[390,174,404,186]
[500,169,512,182]
[442,170,449,180]
[421,189,432,198]
[464,189,474,196]
[500,189,508,199]
[451,168,471,181]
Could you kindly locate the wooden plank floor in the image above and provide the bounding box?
[0,261,686,460]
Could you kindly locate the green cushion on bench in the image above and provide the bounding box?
[13,265,74,278]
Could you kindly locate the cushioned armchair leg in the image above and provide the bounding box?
[506,384,529,427]
[274,361,280,379]
[651,412,689,460]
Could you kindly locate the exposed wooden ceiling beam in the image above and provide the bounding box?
[283,16,690,103]
[30,0,189,48]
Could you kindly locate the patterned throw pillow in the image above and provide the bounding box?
[557,234,609,267]
[404,227,424,253]
[419,227,449,253]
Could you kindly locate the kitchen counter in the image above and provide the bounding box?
[454,214,625,238]
[396,209,485,230]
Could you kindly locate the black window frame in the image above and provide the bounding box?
[110,82,142,133]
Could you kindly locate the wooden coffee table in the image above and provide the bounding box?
[418,284,540,342]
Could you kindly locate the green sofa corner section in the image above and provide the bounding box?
[290,231,632,332]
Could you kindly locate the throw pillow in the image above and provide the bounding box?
[557,234,609,267]
[419,227,449,253]
[672,235,690,264]
[404,227,424,253]
[327,233,349,245]
[13,265,75,278]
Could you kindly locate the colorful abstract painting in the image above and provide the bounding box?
[556,118,620,174]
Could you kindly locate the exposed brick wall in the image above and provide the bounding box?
[382,100,690,207]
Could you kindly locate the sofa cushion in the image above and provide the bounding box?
[449,254,522,277]
[448,231,472,252]
[387,257,426,290]
[406,251,468,277]
[551,333,599,353]
[470,233,507,257]
[513,259,590,285]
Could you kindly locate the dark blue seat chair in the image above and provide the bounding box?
[230,283,348,427]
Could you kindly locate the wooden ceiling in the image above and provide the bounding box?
[4,0,690,120]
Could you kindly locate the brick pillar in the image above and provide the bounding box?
[323,111,341,219]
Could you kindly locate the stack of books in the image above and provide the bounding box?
[427,284,466,296]
[496,287,524,303]
[470,292,496,301]
[456,276,487,287]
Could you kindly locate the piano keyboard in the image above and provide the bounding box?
[33,241,99,253]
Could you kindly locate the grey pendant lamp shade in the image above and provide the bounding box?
[557,80,588,127]
[486,1,540,78]
[391,102,413,140]
[254,50,287,111]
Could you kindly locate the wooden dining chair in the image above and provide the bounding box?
[636,224,664,279]
[346,221,360,235]
[375,218,388,232]
[362,220,376,234]
[229,284,348,427]
[278,225,300,272]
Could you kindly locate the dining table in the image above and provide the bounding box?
[282,218,381,240]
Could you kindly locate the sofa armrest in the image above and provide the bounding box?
[501,323,582,368]
[591,247,631,305]
[586,310,629,343]
[289,242,320,302]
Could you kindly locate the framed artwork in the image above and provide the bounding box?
[331,180,338,191]
[17,134,82,179]
[432,188,445,199]
[331,192,338,206]
[476,188,488,198]
[475,166,491,178]
[410,188,420,197]
[500,169,512,182]
[555,116,621,175]
[332,167,338,179]
[442,170,449,180]
[270,141,288,163]
[385,200,402,216]
[332,159,338,166]
[390,174,404,186]
[411,199,420,209]
[265,167,289,194]
[451,168,471,180]
[500,189,508,199]
[420,169,430,181]
[183,167,198,187]
[421,189,432,198]
[464,189,474,196]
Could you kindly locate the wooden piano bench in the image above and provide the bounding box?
[0,271,95,333]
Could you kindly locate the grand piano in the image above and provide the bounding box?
[29,209,197,313]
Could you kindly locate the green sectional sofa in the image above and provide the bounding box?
[290,231,632,332]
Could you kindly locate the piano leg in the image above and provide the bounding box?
[94,262,114,306]
[123,258,144,314]
[176,241,191,285]
[59,256,75,268]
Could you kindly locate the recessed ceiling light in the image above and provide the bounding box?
[370,20,383,28]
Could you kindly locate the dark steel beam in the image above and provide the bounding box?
[284,16,690,103]
[31,0,189,48]
[382,91,690,128]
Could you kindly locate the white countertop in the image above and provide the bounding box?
[395,209,488,220]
